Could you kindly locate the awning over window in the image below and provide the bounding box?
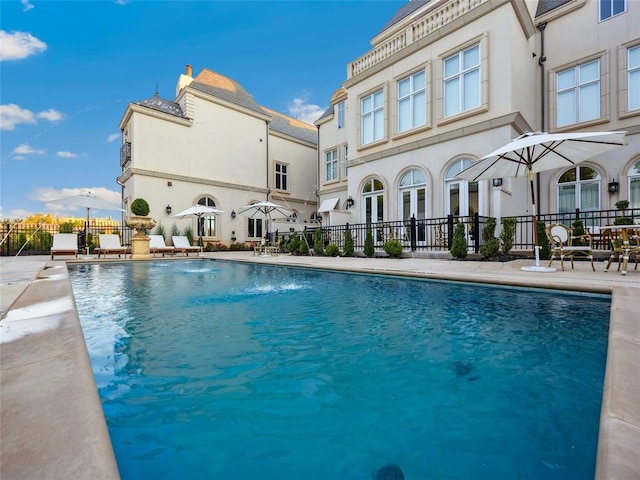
[318,197,340,213]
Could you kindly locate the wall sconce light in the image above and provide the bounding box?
[346,196,355,209]
[608,179,619,195]
[492,178,503,187]
[165,205,172,215]
[231,210,236,219]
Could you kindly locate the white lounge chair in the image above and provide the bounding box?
[96,234,130,258]
[149,235,175,257]
[172,236,201,256]
[50,233,78,260]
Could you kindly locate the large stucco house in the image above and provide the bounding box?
[117,66,318,246]
[315,0,639,237]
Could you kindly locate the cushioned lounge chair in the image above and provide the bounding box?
[545,223,595,271]
[172,236,201,256]
[50,233,79,260]
[96,234,129,258]
[149,235,175,257]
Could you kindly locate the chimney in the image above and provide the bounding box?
[186,64,192,77]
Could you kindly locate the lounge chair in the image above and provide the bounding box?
[50,233,79,260]
[149,235,174,257]
[96,234,130,258]
[172,236,201,256]
[545,223,595,271]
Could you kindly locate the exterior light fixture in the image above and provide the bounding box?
[165,205,172,215]
[608,179,619,195]
[492,178,503,187]
[231,210,236,219]
[346,196,355,209]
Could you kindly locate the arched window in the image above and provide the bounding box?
[196,196,218,237]
[398,169,427,221]
[362,178,384,225]
[245,201,263,239]
[628,160,640,208]
[557,166,601,213]
[444,159,477,216]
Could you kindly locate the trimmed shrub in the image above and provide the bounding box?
[536,221,551,259]
[343,227,354,257]
[59,222,74,234]
[288,234,300,254]
[615,199,629,210]
[130,198,150,216]
[480,217,499,259]
[450,222,468,259]
[324,244,340,257]
[500,217,517,254]
[614,216,634,225]
[313,228,324,255]
[383,239,403,258]
[363,229,375,257]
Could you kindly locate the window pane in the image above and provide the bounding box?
[612,0,625,15]
[413,91,426,127]
[374,109,384,140]
[579,61,599,83]
[362,115,372,144]
[362,96,371,113]
[417,188,426,218]
[399,172,411,187]
[600,0,612,20]
[463,45,479,70]
[413,70,425,90]
[630,46,640,69]
[580,183,600,211]
[444,78,460,116]
[398,78,410,98]
[413,170,426,184]
[579,83,600,122]
[398,98,410,132]
[373,179,384,191]
[557,91,576,127]
[463,68,480,110]
[558,184,575,212]
[373,90,384,108]
[559,168,577,183]
[402,191,411,220]
[444,55,459,78]
[630,176,640,208]
[557,69,575,91]
[580,166,600,180]
[630,69,640,111]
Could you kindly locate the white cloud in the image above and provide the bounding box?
[14,143,44,155]
[30,187,122,213]
[106,133,120,142]
[0,30,46,61]
[21,0,34,12]
[287,97,325,124]
[0,104,63,130]
[57,151,77,158]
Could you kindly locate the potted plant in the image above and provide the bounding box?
[231,230,236,242]
[125,197,157,259]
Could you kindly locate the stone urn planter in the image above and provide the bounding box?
[125,198,157,259]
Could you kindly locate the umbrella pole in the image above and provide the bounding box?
[85,207,90,256]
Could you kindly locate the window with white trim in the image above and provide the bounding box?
[556,59,600,127]
[275,162,288,191]
[337,101,345,129]
[361,89,384,144]
[325,149,338,182]
[444,44,480,117]
[629,160,640,208]
[557,166,601,213]
[342,144,349,178]
[629,45,640,112]
[398,70,426,132]
[196,196,218,237]
[600,0,625,21]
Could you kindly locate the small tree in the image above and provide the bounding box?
[324,244,340,257]
[480,217,500,259]
[363,229,375,257]
[288,234,300,255]
[299,234,310,255]
[313,228,324,255]
[450,222,468,259]
[500,217,517,254]
[536,221,551,259]
[130,198,150,216]
[383,239,403,258]
[343,226,355,257]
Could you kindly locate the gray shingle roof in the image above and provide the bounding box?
[378,0,431,36]
[315,104,334,123]
[536,0,574,17]
[135,92,186,118]
[188,69,265,116]
[263,107,318,145]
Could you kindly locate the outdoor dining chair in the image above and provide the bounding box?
[545,223,595,271]
[50,233,79,260]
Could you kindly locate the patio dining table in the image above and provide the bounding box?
[600,224,640,275]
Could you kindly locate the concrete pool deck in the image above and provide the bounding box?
[1,252,638,479]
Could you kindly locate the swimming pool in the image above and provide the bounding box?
[70,260,610,479]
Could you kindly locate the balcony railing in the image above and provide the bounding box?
[120,142,131,168]
[349,0,487,78]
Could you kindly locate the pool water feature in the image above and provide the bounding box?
[69,260,610,479]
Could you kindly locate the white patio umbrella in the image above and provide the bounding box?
[455,130,627,271]
[237,201,293,239]
[49,191,125,254]
[173,205,225,246]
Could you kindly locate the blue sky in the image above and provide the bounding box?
[1,0,405,220]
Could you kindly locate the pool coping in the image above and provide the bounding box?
[1,253,638,479]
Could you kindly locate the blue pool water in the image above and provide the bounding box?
[69,260,610,480]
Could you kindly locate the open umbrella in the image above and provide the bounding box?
[173,205,225,246]
[237,201,293,240]
[50,191,125,255]
[455,130,627,271]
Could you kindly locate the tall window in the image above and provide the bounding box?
[337,101,345,129]
[196,196,218,237]
[557,60,600,127]
[275,162,288,191]
[399,169,427,219]
[361,89,384,144]
[629,160,640,208]
[325,149,338,182]
[362,178,384,226]
[444,44,480,117]
[557,167,601,213]
[398,70,426,132]
[629,45,640,111]
[342,144,349,178]
[600,0,625,21]
[445,159,478,217]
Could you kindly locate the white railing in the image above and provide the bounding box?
[349,0,487,78]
